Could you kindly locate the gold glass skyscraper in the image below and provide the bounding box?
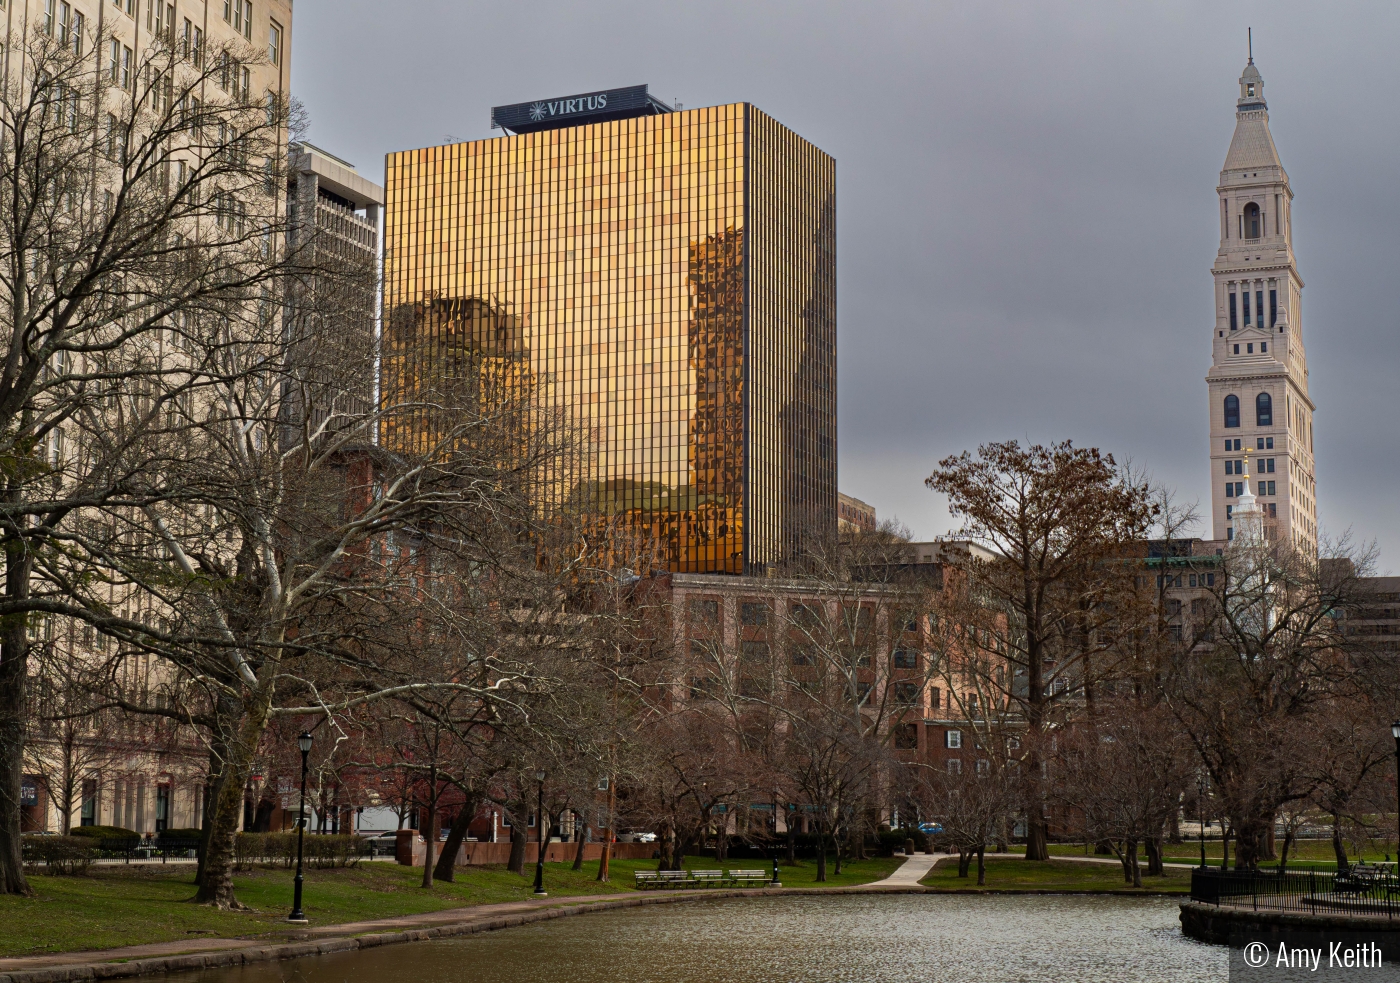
[382,90,836,574]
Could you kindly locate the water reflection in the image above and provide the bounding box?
[174,895,1224,983]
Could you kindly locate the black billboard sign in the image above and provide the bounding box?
[491,85,671,134]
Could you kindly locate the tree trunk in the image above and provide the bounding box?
[1332,813,1349,871]
[785,813,796,864]
[1025,815,1050,861]
[814,820,827,882]
[1145,836,1163,876]
[194,692,273,908]
[434,800,477,883]
[1220,825,1230,872]
[1128,838,1142,888]
[1234,816,1265,870]
[976,845,986,886]
[832,826,842,876]
[957,848,971,877]
[0,542,33,896]
[716,825,728,862]
[572,821,587,871]
[507,811,527,875]
[420,789,438,889]
[1168,808,1182,844]
[1278,829,1295,875]
[195,736,229,887]
[675,829,693,871]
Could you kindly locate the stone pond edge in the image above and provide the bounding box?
[1180,900,1400,946]
[0,886,1188,983]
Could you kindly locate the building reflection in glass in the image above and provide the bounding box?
[382,103,835,573]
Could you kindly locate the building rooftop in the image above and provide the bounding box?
[290,142,384,210]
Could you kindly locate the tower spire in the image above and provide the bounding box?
[1248,27,1253,65]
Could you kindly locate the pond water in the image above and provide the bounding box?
[173,894,1226,983]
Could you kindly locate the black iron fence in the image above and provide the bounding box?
[1191,865,1400,917]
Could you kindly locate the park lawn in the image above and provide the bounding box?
[1041,840,1395,871]
[0,861,630,958]
[771,856,902,887]
[0,855,902,958]
[920,857,1191,893]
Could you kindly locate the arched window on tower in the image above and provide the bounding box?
[1256,392,1272,427]
[1243,202,1261,239]
[1224,394,1240,429]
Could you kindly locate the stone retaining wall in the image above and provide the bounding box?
[1180,900,1400,945]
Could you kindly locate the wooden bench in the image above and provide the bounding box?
[688,869,725,887]
[633,869,691,889]
[727,869,770,887]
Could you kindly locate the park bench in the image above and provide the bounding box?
[688,869,725,887]
[1336,862,1389,896]
[726,869,770,887]
[633,869,692,889]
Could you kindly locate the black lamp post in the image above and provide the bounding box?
[770,791,781,887]
[1390,722,1400,856]
[533,769,547,896]
[287,730,313,923]
[1197,773,1208,869]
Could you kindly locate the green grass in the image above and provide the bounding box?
[0,855,901,958]
[1038,840,1396,871]
[769,856,903,887]
[919,857,1192,893]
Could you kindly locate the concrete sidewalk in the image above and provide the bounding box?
[872,852,944,885]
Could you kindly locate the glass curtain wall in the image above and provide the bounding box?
[382,103,835,573]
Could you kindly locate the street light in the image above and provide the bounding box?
[1197,773,1208,869]
[1390,722,1400,855]
[287,730,313,924]
[533,769,547,896]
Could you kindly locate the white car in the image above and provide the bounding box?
[633,832,657,843]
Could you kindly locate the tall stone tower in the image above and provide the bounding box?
[1207,56,1317,552]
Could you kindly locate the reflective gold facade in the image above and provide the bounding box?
[382,103,836,573]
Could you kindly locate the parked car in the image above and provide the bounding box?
[633,832,657,843]
[917,822,944,835]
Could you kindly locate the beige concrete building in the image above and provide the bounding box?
[5,0,294,836]
[837,493,876,534]
[1206,57,1318,551]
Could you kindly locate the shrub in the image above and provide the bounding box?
[234,832,367,869]
[69,828,139,845]
[22,835,97,874]
[157,828,204,856]
[69,825,140,854]
[876,828,929,856]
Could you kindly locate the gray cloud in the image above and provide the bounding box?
[291,0,1400,570]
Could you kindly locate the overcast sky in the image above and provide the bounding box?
[291,1,1400,573]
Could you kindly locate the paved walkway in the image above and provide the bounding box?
[872,852,945,886]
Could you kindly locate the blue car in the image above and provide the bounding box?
[917,822,944,835]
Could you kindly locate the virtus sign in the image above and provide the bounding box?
[529,94,608,122]
[491,85,673,134]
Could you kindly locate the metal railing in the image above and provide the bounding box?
[1191,865,1400,918]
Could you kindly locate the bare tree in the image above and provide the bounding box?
[1055,700,1193,887]
[926,440,1157,861]
[1160,537,1378,869]
[0,22,306,893]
